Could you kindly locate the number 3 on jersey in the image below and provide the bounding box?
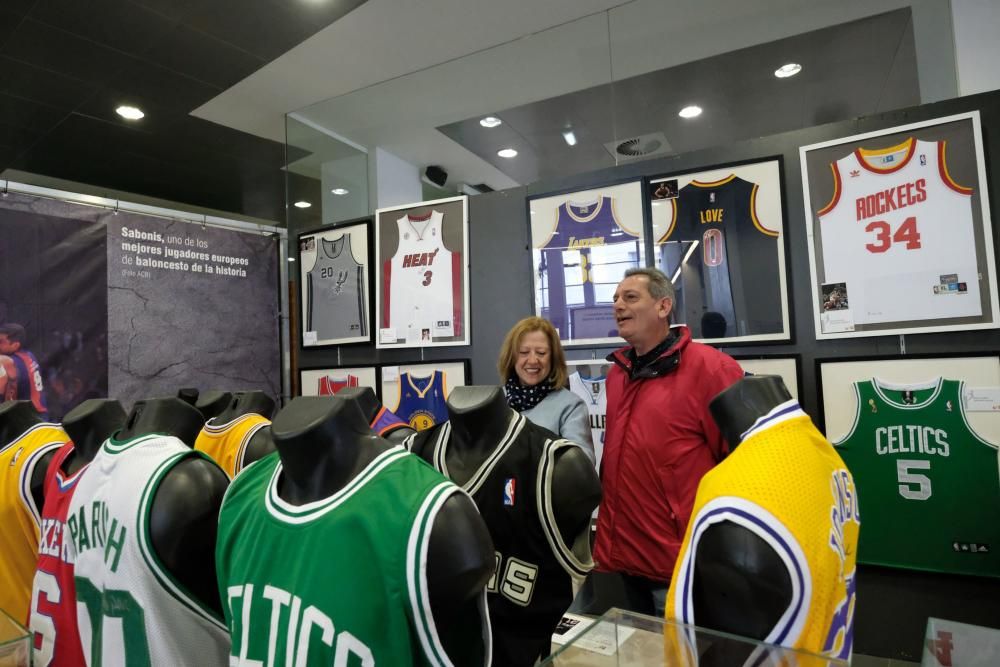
[865,215,921,253]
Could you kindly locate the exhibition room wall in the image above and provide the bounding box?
[284,6,1000,661]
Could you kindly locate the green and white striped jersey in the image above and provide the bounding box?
[216,446,491,666]
[68,433,230,666]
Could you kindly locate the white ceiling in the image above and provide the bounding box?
[194,0,957,192]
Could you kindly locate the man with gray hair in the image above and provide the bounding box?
[592,267,743,614]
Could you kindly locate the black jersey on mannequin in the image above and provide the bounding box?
[407,385,601,667]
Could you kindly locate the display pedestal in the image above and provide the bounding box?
[0,610,29,667]
[544,608,847,666]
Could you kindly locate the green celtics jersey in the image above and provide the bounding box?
[216,446,490,666]
[835,378,1000,577]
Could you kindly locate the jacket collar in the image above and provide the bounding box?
[607,325,691,380]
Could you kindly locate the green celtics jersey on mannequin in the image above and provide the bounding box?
[835,378,1000,577]
[216,446,490,666]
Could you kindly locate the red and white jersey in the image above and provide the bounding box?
[382,210,462,338]
[818,137,981,324]
[317,373,359,396]
[29,442,87,667]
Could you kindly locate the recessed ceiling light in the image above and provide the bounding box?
[480,116,502,128]
[497,148,518,158]
[562,130,577,146]
[293,201,312,209]
[116,105,144,120]
[774,63,802,78]
[330,188,349,195]
[678,105,702,119]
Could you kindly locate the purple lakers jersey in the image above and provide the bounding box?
[537,196,640,337]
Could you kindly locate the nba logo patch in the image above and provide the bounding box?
[920,154,927,166]
[503,477,516,506]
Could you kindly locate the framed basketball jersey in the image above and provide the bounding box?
[298,366,377,397]
[648,159,791,344]
[374,197,470,348]
[819,354,1000,578]
[298,220,372,347]
[528,180,646,346]
[801,112,1000,339]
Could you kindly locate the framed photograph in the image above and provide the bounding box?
[817,353,1000,578]
[299,365,378,397]
[298,220,372,347]
[379,360,470,431]
[731,355,801,399]
[648,159,791,343]
[566,358,611,469]
[374,196,470,348]
[529,180,645,346]
[800,111,1000,338]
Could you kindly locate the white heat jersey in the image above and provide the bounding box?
[818,137,981,324]
[569,371,607,467]
[68,434,230,666]
[383,210,460,338]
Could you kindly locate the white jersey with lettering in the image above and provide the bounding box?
[68,434,229,666]
[817,138,980,325]
[383,210,461,338]
[568,371,607,467]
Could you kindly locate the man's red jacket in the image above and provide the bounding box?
[593,325,744,582]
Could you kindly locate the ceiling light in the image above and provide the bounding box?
[116,105,144,120]
[562,130,577,146]
[497,148,518,158]
[678,105,702,119]
[774,63,802,78]
[480,116,502,128]
[293,201,312,209]
[287,257,296,262]
[330,188,349,195]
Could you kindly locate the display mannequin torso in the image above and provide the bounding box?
[203,390,277,470]
[60,398,127,474]
[409,385,601,666]
[691,375,794,638]
[116,397,229,616]
[194,390,232,421]
[0,400,58,514]
[338,385,416,445]
[215,396,494,665]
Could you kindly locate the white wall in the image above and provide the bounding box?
[952,0,1000,96]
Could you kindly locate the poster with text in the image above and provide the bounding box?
[108,213,280,404]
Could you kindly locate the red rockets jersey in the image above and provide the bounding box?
[29,442,87,666]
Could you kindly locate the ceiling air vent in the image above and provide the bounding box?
[603,132,672,161]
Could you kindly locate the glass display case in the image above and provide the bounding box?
[923,617,1000,666]
[544,608,848,666]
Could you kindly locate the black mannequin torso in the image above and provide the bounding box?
[194,390,232,421]
[120,397,229,617]
[61,399,127,475]
[176,387,200,407]
[0,400,54,517]
[338,386,416,445]
[271,396,494,663]
[692,375,794,639]
[210,391,277,467]
[446,386,601,547]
